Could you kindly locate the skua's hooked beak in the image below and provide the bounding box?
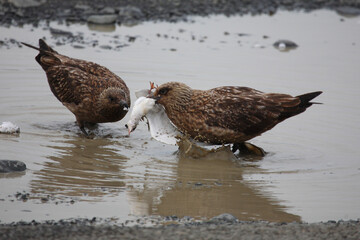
[147,95,161,103]
[120,100,129,110]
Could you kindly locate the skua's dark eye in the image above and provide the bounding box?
[159,88,169,95]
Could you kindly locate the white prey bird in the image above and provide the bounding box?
[125,90,182,145]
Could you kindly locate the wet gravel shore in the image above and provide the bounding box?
[1,218,359,240]
[1,0,360,27]
[1,0,360,49]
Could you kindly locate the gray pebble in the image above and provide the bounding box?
[8,0,46,8]
[72,45,85,49]
[209,213,238,223]
[99,45,112,50]
[273,39,298,51]
[336,6,360,17]
[50,28,73,37]
[87,15,117,25]
[0,160,26,173]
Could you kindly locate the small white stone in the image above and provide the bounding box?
[252,43,265,49]
[278,42,286,50]
[0,122,20,134]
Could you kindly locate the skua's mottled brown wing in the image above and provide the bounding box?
[58,57,130,102]
[45,65,98,105]
[200,86,301,136]
[42,54,129,106]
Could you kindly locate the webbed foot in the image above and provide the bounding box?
[232,142,266,156]
[80,126,89,136]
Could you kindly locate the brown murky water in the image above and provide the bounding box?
[1,10,360,223]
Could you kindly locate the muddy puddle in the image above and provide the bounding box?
[1,10,360,224]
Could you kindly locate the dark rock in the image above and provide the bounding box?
[336,6,360,17]
[72,45,85,49]
[127,36,136,42]
[19,194,29,202]
[273,39,298,51]
[16,192,30,201]
[0,39,23,49]
[50,28,73,37]
[0,160,26,173]
[209,213,238,223]
[114,44,128,50]
[87,15,117,24]
[99,45,112,50]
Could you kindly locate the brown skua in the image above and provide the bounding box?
[152,82,322,155]
[22,39,130,135]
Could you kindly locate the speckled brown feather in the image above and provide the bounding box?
[23,39,130,132]
[153,82,322,144]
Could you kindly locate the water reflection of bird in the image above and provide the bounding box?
[152,82,322,155]
[31,138,127,198]
[22,39,130,135]
[127,143,301,222]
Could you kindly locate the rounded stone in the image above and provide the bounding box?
[0,160,26,173]
[87,15,117,25]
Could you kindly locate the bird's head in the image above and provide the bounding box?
[125,121,136,135]
[125,97,155,136]
[100,87,130,111]
[151,82,192,110]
